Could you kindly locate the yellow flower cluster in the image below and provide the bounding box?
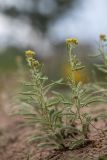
[99,34,107,41]
[66,38,78,45]
[25,50,40,68]
[25,50,35,57]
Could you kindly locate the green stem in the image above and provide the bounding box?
[76,99,83,127]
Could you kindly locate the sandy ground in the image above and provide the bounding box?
[0,90,107,160]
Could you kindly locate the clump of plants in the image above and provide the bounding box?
[95,34,107,73]
[90,34,107,96]
[18,38,107,151]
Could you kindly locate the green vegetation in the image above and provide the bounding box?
[18,36,107,152]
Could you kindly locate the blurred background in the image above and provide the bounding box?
[0,0,107,84]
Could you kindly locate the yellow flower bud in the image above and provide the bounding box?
[99,34,107,41]
[66,38,78,45]
[25,50,35,57]
[31,59,39,67]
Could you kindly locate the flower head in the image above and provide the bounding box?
[66,38,78,45]
[99,34,107,41]
[25,50,35,57]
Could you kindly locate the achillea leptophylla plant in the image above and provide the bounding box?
[18,39,106,151]
[19,50,67,150]
[94,34,107,73]
[62,38,106,146]
[90,34,107,91]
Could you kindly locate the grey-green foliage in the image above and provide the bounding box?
[18,51,68,149]
[94,35,107,73]
[90,34,107,95]
[18,38,107,151]
[64,39,106,139]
